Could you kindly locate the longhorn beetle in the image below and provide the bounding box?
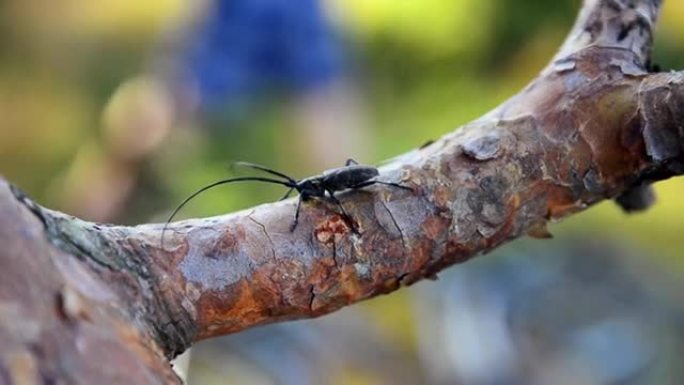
[161,159,411,246]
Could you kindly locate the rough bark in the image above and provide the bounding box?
[1,0,682,383]
[0,184,180,384]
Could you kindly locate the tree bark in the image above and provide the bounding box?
[1,0,682,383]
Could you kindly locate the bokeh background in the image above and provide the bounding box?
[1,0,684,384]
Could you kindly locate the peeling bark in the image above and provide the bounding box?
[1,0,681,383]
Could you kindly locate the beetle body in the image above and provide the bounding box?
[304,165,379,194]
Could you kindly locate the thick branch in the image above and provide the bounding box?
[140,57,684,345]
[1,0,678,378]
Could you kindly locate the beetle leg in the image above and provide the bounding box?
[351,180,412,191]
[371,181,413,191]
[290,195,305,232]
[326,190,359,234]
[349,181,374,189]
[345,158,359,166]
[279,187,295,201]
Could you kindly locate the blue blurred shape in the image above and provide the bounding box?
[186,0,343,106]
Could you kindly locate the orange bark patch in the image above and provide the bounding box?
[314,215,350,245]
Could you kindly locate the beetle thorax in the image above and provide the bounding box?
[297,178,326,196]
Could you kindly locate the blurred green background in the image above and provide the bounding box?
[2,1,684,384]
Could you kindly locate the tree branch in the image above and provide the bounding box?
[554,0,661,62]
[1,0,680,383]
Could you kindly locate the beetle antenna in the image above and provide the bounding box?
[233,162,298,183]
[161,176,296,248]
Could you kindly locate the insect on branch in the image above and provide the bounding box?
[161,159,413,247]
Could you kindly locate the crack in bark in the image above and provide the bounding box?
[308,285,316,312]
[247,213,276,262]
[331,235,338,268]
[380,199,407,250]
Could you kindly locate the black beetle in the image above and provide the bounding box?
[161,159,410,245]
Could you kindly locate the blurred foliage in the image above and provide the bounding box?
[1,1,684,383]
